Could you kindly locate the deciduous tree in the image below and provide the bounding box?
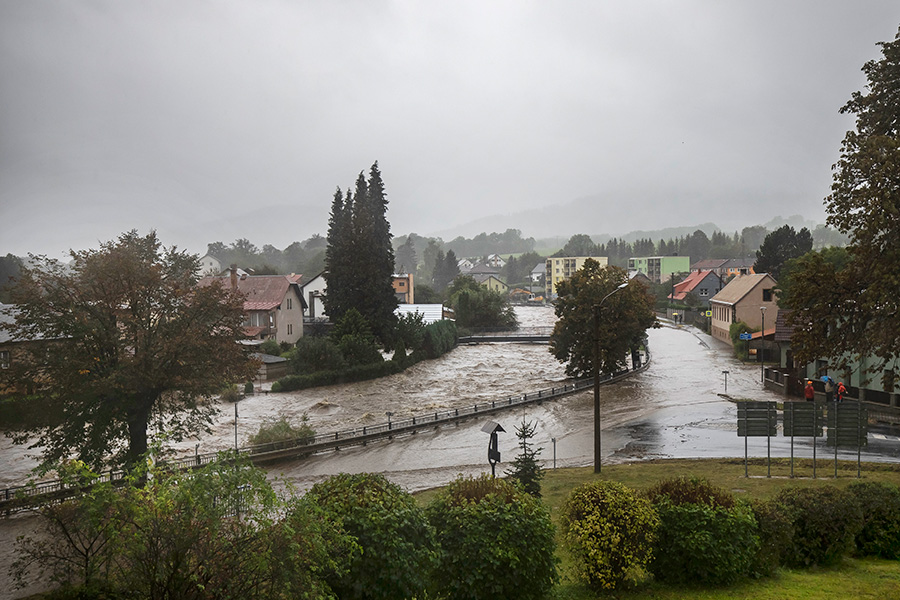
[1,231,257,471]
[783,25,900,385]
[550,262,657,378]
[753,225,813,280]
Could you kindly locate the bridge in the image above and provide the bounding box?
[457,326,554,344]
[0,345,649,515]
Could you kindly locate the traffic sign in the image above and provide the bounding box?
[739,332,752,340]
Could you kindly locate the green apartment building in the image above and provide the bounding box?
[628,255,691,283]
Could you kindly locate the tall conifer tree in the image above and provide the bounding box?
[324,163,398,344]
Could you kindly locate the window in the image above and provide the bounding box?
[398,281,405,287]
[287,297,292,310]
[0,350,8,369]
[287,323,293,335]
[762,288,773,302]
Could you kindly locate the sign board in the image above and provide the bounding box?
[826,401,868,448]
[705,310,712,317]
[737,401,777,437]
[739,332,752,341]
[783,402,824,437]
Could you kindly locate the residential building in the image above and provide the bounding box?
[774,311,900,405]
[392,273,414,304]
[198,254,223,276]
[300,272,328,320]
[708,273,778,346]
[473,273,509,294]
[485,254,507,268]
[545,256,609,299]
[628,256,691,284]
[690,258,755,279]
[668,270,723,308]
[198,270,305,345]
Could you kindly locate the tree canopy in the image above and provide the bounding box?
[753,225,813,281]
[323,162,398,345]
[0,231,258,471]
[446,275,518,330]
[549,262,657,378]
[782,25,900,386]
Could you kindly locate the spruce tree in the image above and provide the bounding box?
[324,164,398,345]
[505,418,544,497]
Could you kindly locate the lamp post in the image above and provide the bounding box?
[594,281,629,474]
[386,411,393,430]
[722,370,729,393]
[760,306,767,384]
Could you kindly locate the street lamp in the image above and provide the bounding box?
[386,411,393,430]
[722,370,729,393]
[760,306,767,384]
[594,281,629,474]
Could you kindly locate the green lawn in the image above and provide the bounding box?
[416,458,900,600]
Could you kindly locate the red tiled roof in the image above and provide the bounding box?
[669,270,712,300]
[198,274,295,311]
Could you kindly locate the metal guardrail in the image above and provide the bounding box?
[1,349,650,514]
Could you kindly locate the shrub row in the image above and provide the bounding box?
[18,467,557,600]
[272,320,459,392]
[561,476,900,591]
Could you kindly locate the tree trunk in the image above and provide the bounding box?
[126,400,152,468]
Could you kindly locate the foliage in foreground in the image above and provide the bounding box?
[303,472,437,600]
[560,480,659,591]
[775,485,864,567]
[11,454,352,600]
[426,474,558,600]
[504,418,545,497]
[645,477,760,585]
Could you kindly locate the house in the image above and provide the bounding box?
[545,256,609,299]
[0,303,55,395]
[198,254,223,276]
[485,254,507,268]
[774,310,900,405]
[251,352,290,382]
[198,270,306,345]
[708,273,778,346]
[668,270,723,308]
[301,272,328,321]
[474,274,509,294]
[462,262,501,278]
[457,257,476,271]
[395,303,454,324]
[392,273,414,304]
[529,263,544,284]
[691,258,755,280]
[628,255,691,284]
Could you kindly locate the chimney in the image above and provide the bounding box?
[230,264,238,290]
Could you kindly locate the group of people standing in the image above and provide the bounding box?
[804,376,848,402]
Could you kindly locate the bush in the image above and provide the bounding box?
[427,474,558,600]
[560,480,658,591]
[243,381,254,394]
[258,338,282,356]
[289,336,346,374]
[337,333,384,367]
[247,414,315,447]
[219,384,242,403]
[847,481,900,559]
[422,319,458,359]
[775,485,864,567]
[304,473,437,600]
[748,499,794,577]
[647,477,759,585]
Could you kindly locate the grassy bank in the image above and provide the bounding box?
[417,458,900,599]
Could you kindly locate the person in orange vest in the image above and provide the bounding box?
[836,381,847,402]
[804,380,815,401]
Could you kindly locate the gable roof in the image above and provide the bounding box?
[710,273,776,305]
[691,259,728,271]
[670,270,717,300]
[198,274,304,311]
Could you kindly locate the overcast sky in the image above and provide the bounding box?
[2,1,899,259]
